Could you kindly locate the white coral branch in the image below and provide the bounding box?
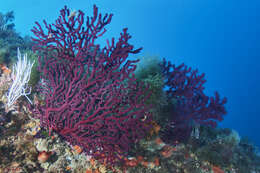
[6,48,34,108]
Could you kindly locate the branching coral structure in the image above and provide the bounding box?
[6,48,34,109]
[161,58,227,142]
[30,5,152,163]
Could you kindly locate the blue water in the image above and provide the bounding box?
[1,0,260,147]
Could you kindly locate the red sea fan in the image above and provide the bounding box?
[30,5,152,164]
[161,58,227,142]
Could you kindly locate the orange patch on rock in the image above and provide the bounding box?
[212,165,225,173]
[73,145,83,154]
[0,65,11,75]
[66,166,71,170]
[125,158,138,167]
[160,145,176,158]
[141,161,149,168]
[85,169,101,173]
[137,155,144,162]
[154,157,160,166]
[155,137,164,145]
[37,151,52,163]
[85,169,93,173]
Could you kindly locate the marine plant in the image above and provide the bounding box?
[30,5,152,164]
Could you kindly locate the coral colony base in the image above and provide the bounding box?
[0,5,259,173]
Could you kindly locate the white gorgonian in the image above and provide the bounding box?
[6,48,34,108]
